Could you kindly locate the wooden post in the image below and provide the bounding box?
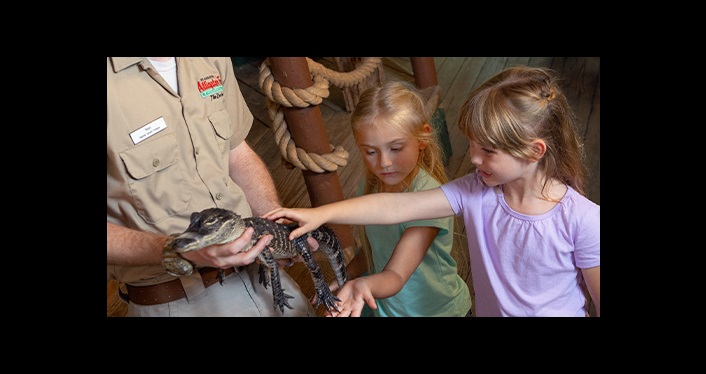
[334,57,385,112]
[410,57,452,165]
[267,57,355,250]
[410,57,438,88]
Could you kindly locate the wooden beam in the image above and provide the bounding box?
[267,57,355,250]
[410,57,439,88]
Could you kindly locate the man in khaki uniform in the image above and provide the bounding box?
[107,57,316,316]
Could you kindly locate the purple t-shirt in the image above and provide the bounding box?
[440,172,600,317]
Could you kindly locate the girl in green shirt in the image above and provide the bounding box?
[317,81,472,317]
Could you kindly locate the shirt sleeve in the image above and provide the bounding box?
[440,172,484,216]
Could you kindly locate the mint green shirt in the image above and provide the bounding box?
[363,169,472,317]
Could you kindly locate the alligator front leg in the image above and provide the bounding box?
[259,249,294,312]
[161,236,195,276]
[293,235,341,314]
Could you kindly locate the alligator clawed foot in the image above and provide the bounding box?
[274,290,295,312]
[258,264,270,289]
[161,236,196,276]
[315,284,342,314]
[162,252,194,277]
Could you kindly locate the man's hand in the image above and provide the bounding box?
[180,227,272,269]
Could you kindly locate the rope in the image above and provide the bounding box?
[258,57,382,172]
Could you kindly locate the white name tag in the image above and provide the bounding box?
[130,117,167,145]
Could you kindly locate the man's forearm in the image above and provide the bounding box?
[229,141,281,216]
[107,222,168,266]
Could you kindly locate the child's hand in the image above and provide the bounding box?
[327,278,377,317]
[262,207,325,240]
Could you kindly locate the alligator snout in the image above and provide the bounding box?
[171,233,204,253]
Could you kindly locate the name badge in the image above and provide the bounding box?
[130,117,167,145]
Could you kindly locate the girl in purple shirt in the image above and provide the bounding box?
[264,66,600,317]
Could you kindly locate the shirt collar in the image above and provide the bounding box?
[109,57,149,73]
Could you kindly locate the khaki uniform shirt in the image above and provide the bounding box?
[107,57,254,286]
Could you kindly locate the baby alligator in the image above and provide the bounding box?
[161,207,348,314]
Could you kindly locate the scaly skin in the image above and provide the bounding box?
[161,208,348,314]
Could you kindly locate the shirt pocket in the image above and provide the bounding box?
[120,132,191,224]
[208,109,232,151]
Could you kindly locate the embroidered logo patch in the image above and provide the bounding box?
[197,75,224,99]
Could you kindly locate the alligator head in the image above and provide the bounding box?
[171,208,248,253]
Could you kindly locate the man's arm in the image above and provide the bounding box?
[229,140,318,264]
[107,222,168,266]
[108,221,270,270]
[229,141,281,216]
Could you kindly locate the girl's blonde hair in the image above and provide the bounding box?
[351,81,448,193]
[457,66,588,197]
[350,81,450,272]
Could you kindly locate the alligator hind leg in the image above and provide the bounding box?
[293,235,341,314]
[260,249,294,312]
[312,225,349,288]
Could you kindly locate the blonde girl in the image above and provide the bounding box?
[318,81,472,317]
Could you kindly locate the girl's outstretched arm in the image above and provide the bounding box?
[263,187,453,240]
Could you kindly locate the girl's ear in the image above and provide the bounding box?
[530,139,547,161]
[419,123,432,150]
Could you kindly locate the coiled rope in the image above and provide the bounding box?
[258,57,382,172]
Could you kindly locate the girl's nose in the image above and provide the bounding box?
[468,147,482,167]
[380,152,393,168]
[468,145,480,164]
